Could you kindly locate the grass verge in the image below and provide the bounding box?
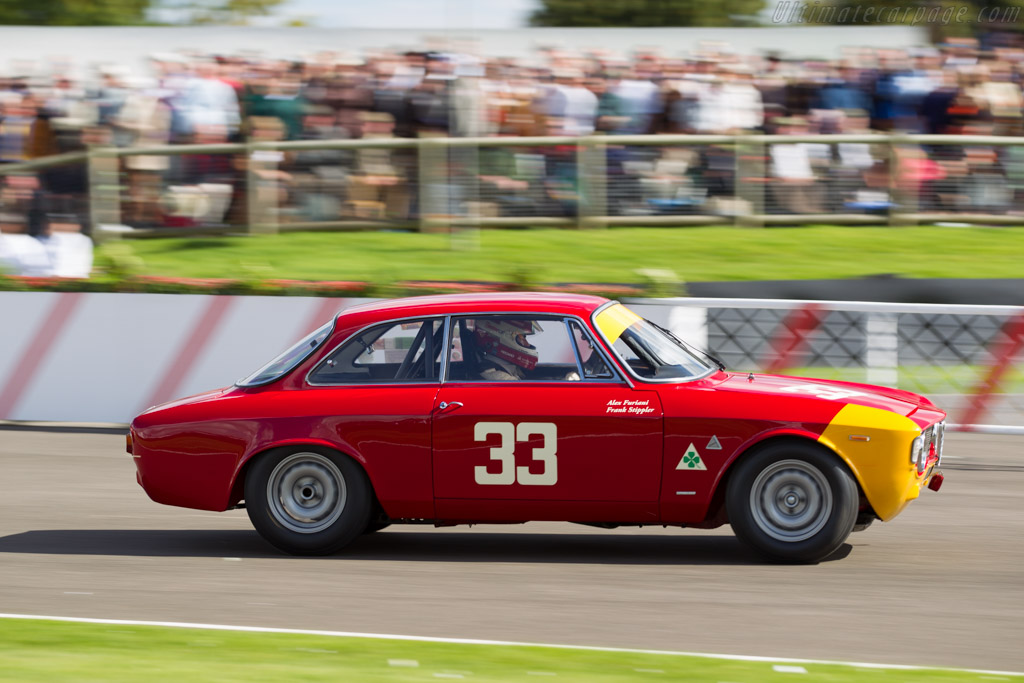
[0,617,1013,682]
[93,225,1024,285]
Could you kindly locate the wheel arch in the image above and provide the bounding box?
[706,433,868,525]
[228,439,380,512]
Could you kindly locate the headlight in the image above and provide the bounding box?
[910,436,924,469]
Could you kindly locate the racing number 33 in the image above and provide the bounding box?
[474,422,557,486]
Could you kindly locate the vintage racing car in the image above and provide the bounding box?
[128,293,946,563]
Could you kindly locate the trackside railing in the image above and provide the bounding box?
[627,297,1024,435]
[4,133,1024,238]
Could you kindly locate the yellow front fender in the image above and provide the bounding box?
[817,404,924,521]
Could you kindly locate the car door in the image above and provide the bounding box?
[432,315,663,523]
[305,317,444,520]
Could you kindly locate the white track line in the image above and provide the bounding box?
[0,613,1021,677]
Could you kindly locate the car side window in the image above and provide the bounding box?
[447,316,582,382]
[569,320,614,379]
[309,319,443,384]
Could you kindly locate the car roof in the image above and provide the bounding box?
[337,292,612,325]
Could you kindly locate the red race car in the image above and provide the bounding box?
[128,293,945,563]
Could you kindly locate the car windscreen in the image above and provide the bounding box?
[593,303,712,380]
[236,320,334,387]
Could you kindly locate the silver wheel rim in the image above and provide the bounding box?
[267,453,347,534]
[749,459,833,542]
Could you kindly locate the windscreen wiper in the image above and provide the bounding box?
[651,321,726,372]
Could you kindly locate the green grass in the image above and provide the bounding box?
[0,618,1012,682]
[96,225,1024,284]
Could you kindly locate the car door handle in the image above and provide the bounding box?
[437,401,463,413]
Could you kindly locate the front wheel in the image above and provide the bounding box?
[726,442,858,563]
[245,448,372,555]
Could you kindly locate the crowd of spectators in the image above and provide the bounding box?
[4,35,1024,243]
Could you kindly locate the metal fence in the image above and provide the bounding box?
[628,298,1024,435]
[5,133,1024,237]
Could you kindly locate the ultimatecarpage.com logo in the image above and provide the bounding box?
[771,1,1021,25]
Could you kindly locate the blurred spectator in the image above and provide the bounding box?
[542,69,597,136]
[0,92,34,162]
[173,60,240,141]
[818,65,870,112]
[6,37,1024,234]
[694,65,763,133]
[611,68,660,134]
[346,111,410,220]
[94,65,130,131]
[770,117,822,214]
[590,76,628,133]
[242,62,305,140]
[114,80,171,227]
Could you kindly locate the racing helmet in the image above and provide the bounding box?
[474,319,542,371]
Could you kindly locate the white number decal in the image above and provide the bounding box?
[473,421,558,486]
[515,422,558,486]
[473,422,516,485]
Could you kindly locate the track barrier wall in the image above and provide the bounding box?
[1,292,1021,431]
[0,292,365,424]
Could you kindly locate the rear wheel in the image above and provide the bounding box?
[726,441,858,563]
[245,448,372,555]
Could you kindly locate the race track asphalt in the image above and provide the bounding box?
[0,429,1021,672]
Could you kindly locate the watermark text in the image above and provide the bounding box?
[772,1,1021,25]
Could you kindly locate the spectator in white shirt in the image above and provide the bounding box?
[173,60,240,140]
[770,117,822,213]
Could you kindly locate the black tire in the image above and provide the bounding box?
[244,447,372,555]
[726,441,859,563]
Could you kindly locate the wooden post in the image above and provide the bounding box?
[577,135,607,229]
[246,142,279,234]
[418,137,449,233]
[899,135,918,226]
[87,148,121,242]
[735,134,765,228]
[887,135,901,227]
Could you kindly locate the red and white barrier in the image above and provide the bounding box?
[630,298,1024,435]
[958,312,1024,430]
[0,292,365,424]
[2,293,1023,431]
[761,302,826,374]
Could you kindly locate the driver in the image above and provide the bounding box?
[474,319,541,380]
